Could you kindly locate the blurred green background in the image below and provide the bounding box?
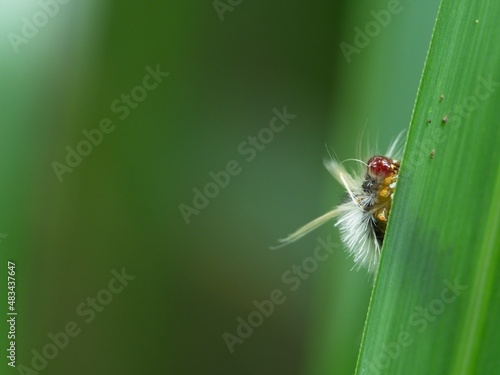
[0,0,439,374]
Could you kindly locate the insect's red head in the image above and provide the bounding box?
[367,156,394,179]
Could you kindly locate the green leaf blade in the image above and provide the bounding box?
[355,0,500,374]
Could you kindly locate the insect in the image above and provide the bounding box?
[272,132,405,273]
